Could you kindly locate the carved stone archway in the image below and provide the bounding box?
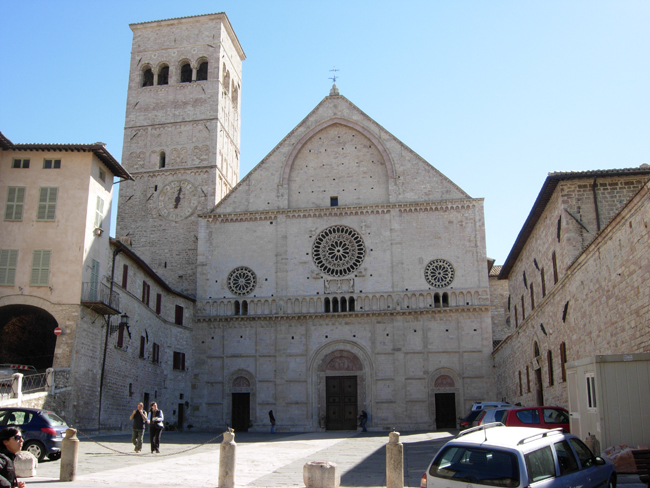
[225,369,256,429]
[428,368,462,430]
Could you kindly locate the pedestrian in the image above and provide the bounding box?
[129,402,149,453]
[359,410,368,432]
[148,402,164,453]
[268,410,275,433]
[0,427,26,488]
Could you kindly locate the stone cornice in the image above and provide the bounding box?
[200,198,481,223]
[195,305,490,323]
[129,167,214,178]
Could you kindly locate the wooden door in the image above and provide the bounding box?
[434,393,457,429]
[326,376,357,430]
[231,393,250,432]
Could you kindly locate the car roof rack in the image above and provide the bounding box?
[517,428,564,445]
[456,422,505,438]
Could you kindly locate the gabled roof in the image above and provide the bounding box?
[499,167,650,279]
[0,131,132,180]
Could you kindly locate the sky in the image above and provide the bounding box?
[1,1,649,265]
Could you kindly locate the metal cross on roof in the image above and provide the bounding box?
[329,67,339,83]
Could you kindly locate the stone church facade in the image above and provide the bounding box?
[113,14,495,432]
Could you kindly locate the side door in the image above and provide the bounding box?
[568,438,612,488]
[553,439,584,488]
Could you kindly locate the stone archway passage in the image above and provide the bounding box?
[0,305,58,369]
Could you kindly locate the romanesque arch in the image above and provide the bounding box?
[428,368,462,430]
[0,304,58,370]
[309,341,373,430]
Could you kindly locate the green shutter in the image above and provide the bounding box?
[0,250,18,286]
[30,250,51,286]
[37,188,57,221]
[5,187,25,221]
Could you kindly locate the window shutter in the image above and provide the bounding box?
[14,187,25,220]
[31,250,51,286]
[95,196,104,228]
[37,189,48,220]
[46,188,58,220]
[0,250,18,285]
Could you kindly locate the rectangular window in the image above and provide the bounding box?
[541,268,546,297]
[152,343,160,364]
[30,250,51,286]
[37,187,58,221]
[526,365,531,393]
[98,168,106,182]
[518,371,522,396]
[547,350,554,386]
[95,196,104,228]
[530,283,535,310]
[552,251,558,284]
[173,351,186,371]
[43,159,61,169]
[586,374,597,410]
[5,187,25,221]
[122,264,128,289]
[142,281,150,307]
[514,305,518,327]
[560,342,567,382]
[521,296,526,320]
[155,293,162,314]
[175,305,183,325]
[0,250,19,286]
[139,336,146,358]
[12,159,30,168]
[330,196,338,207]
[117,324,125,348]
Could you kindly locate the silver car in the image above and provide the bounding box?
[421,424,616,488]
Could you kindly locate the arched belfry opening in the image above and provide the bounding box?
[314,346,369,431]
[0,305,58,370]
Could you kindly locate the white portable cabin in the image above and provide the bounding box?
[566,353,650,449]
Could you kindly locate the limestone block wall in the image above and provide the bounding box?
[192,308,494,431]
[494,179,650,408]
[488,272,511,344]
[507,175,648,331]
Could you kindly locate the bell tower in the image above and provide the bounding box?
[116,13,245,296]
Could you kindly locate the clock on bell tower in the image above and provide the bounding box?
[115,13,245,296]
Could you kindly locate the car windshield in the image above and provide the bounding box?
[430,446,520,487]
[42,412,67,426]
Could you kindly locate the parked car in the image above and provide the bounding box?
[477,407,516,425]
[500,406,571,432]
[470,401,515,411]
[459,410,485,430]
[421,423,616,488]
[460,403,516,430]
[0,407,69,461]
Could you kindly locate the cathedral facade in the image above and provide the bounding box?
[115,14,495,431]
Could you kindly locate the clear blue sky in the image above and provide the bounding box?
[2,1,648,265]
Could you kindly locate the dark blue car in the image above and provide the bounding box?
[0,407,69,461]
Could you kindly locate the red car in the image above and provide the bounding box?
[498,406,571,432]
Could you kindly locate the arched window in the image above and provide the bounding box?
[442,292,449,307]
[197,61,208,81]
[142,68,154,87]
[348,297,355,312]
[180,62,192,83]
[434,293,441,308]
[242,300,248,316]
[232,85,239,110]
[223,66,230,94]
[159,151,166,169]
[234,300,240,316]
[332,297,339,313]
[158,65,169,85]
[324,297,331,313]
[341,297,348,312]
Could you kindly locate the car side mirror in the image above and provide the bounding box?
[594,457,606,466]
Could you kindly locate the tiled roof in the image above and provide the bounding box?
[489,265,502,277]
[1,132,132,180]
[499,166,650,279]
[130,12,225,26]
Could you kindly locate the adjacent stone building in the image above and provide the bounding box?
[494,169,650,410]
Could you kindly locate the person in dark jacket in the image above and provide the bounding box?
[0,427,26,488]
[268,410,275,433]
[147,402,164,453]
[129,402,149,453]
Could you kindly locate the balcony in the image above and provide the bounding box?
[81,282,120,315]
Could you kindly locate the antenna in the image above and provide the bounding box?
[329,66,339,83]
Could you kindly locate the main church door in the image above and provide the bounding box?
[231,393,250,432]
[326,376,357,430]
[434,393,457,429]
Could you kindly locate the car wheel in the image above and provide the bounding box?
[608,474,617,488]
[24,440,47,462]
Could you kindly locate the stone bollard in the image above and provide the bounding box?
[303,461,340,488]
[386,431,404,488]
[14,451,37,477]
[219,430,236,488]
[60,428,79,482]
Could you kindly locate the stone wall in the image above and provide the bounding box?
[494,178,650,407]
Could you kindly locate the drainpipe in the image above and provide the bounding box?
[97,245,123,430]
[592,178,601,232]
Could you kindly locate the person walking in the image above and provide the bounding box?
[359,410,368,432]
[148,402,164,453]
[129,402,149,453]
[268,410,275,433]
[0,427,26,488]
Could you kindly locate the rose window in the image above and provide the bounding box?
[312,225,366,277]
[424,259,455,288]
[227,267,257,296]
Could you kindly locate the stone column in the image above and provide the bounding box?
[386,431,404,488]
[11,373,23,401]
[60,428,79,481]
[218,430,236,488]
[46,368,54,394]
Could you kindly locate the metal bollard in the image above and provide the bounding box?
[60,428,79,481]
[386,431,404,488]
[218,429,236,488]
